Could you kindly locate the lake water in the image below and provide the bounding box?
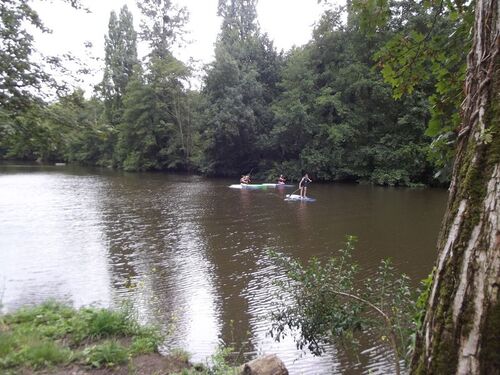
[0,164,448,374]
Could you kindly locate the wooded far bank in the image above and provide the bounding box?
[0,0,468,186]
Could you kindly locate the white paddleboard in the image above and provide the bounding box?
[284,194,316,202]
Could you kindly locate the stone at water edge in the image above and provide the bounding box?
[242,354,288,375]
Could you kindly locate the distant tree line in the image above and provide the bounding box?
[0,0,467,186]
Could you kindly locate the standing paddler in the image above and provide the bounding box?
[299,173,312,198]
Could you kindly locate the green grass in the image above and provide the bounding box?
[0,331,72,369]
[131,332,163,355]
[87,309,129,338]
[172,346,242,375]
[83,340,129,368]
[21,341,72,369]
[0,301,163,371]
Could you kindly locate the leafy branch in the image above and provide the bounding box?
[268,236,418,375]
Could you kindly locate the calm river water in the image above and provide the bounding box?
[0,164,448,374]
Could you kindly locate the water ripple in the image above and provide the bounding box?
[0,167,447,374]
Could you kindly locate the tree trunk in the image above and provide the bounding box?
[410,0,499,373]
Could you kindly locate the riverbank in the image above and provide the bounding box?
[0,302,228,374]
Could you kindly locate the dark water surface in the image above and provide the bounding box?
[0,165,448,374]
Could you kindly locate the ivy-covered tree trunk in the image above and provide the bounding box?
[411,0,499,373]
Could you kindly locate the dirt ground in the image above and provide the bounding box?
[16,353,193,375]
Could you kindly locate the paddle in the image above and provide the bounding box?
[286,175,312,197]
[286,188,300,198]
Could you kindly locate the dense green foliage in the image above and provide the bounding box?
[269,236,417,372]
[113,0,195,171]
[269,9,432,185]
[0,0,469,186]
[0,0,48,112]
[0,0,87,110]
[0,301,163,371]
[349,0,473,181]
[199,0,282,176]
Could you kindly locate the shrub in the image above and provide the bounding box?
[87,309,128,338]
[83,340,128,368]
[130,334,162,355]
[269,236,417,375]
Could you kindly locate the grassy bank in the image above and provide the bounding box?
[0,301,194,374]
[0,301,245,374]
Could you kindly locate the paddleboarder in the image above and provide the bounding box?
[299,173,312,198]
[240,175,250,184]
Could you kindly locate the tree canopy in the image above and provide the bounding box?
[0,0,471,184]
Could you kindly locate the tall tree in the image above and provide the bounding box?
[137,0,188,59]
[115,67,158,171]
[265,0,498,369]
[201,0,281,176]
[410,0,499,371]
[217,0,258,43]
[346,0,499,370]
[114,0,193,171]
[116,58,192,171]
[101,5,138,126]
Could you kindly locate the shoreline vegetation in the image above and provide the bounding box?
[0,301,244,374]
[0,160,434,189]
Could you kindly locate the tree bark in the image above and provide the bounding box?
[411,0,499,373]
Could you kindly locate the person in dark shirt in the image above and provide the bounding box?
[299,173,312,198]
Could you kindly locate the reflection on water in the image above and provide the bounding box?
[0,172,111,308]
[0,165,448,374]
[97,175,222,361]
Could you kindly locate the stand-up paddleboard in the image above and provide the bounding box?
[262,183,294,188]
[229,184,267,189]
[284,194,316,202]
